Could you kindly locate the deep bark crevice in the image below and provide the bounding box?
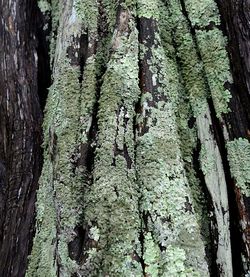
[36,8,52,113]
[215,0,250,133]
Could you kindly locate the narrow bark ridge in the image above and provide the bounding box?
[136,1,208,275]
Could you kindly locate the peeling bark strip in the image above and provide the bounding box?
[0,0,44,276]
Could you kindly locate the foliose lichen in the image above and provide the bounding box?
[227,138,250,197]
[184,0,233,118]
[80,9,143,276]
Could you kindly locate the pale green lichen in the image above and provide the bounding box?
[143,232,161,276]
[26,160,57,277]
[28,2,99,272]
[38,0,51,13]
[27,57,86,276]
[195,29,232,117]
[74,0,98,31]
[199,143,217,176]
[136,6,208,273]
[159,1,211,252]
[137,0,160,19]
[184,0,220,27]
[227,138,250,197]
[81,12,143,276]
[161,245,200,277]
[184,0,232,118]
[167,0,208,116]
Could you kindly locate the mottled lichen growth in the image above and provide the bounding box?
[163,1,233,275]
[74,0,98,31]
[26,159,57,277]
[136,0,208,275]
[227,138,250,197]
[183,0,232,118]
[167,0,208,117]
[38,0,51,13]
[158,1,212,261]
[27,1,98,275]
[27,57,85,276]
[30,0,237,275]
[137,0,159,19]
[80,8,143,276]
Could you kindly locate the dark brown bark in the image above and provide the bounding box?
[216,0,250,270]
[0,0,44,276]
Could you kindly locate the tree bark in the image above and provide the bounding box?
[0,0,45,276]
[0,0,250,276]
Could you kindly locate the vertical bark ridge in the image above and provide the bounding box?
[164,0,234,275]
[136,1,208,275]
[80,3,143,276]
[27,0,99,275]
[159,1,216,274]
[182,0,250,273]
[25,0,250,276]
[214,1,250,272]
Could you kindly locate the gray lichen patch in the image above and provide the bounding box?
[227,138,250,197]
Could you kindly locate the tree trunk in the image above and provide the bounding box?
[0,0,46,276]
[0,0,249,276]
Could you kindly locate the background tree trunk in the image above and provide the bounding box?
[0,0,47,276]
[0,0,249,276]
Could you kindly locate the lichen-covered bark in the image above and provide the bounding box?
[26,0,250,276]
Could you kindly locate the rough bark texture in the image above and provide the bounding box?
[0,0,44,276]
[0,0,250,276]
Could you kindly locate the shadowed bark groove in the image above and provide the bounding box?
[215,1,250,273]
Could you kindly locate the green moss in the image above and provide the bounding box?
[227,138,250,197]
